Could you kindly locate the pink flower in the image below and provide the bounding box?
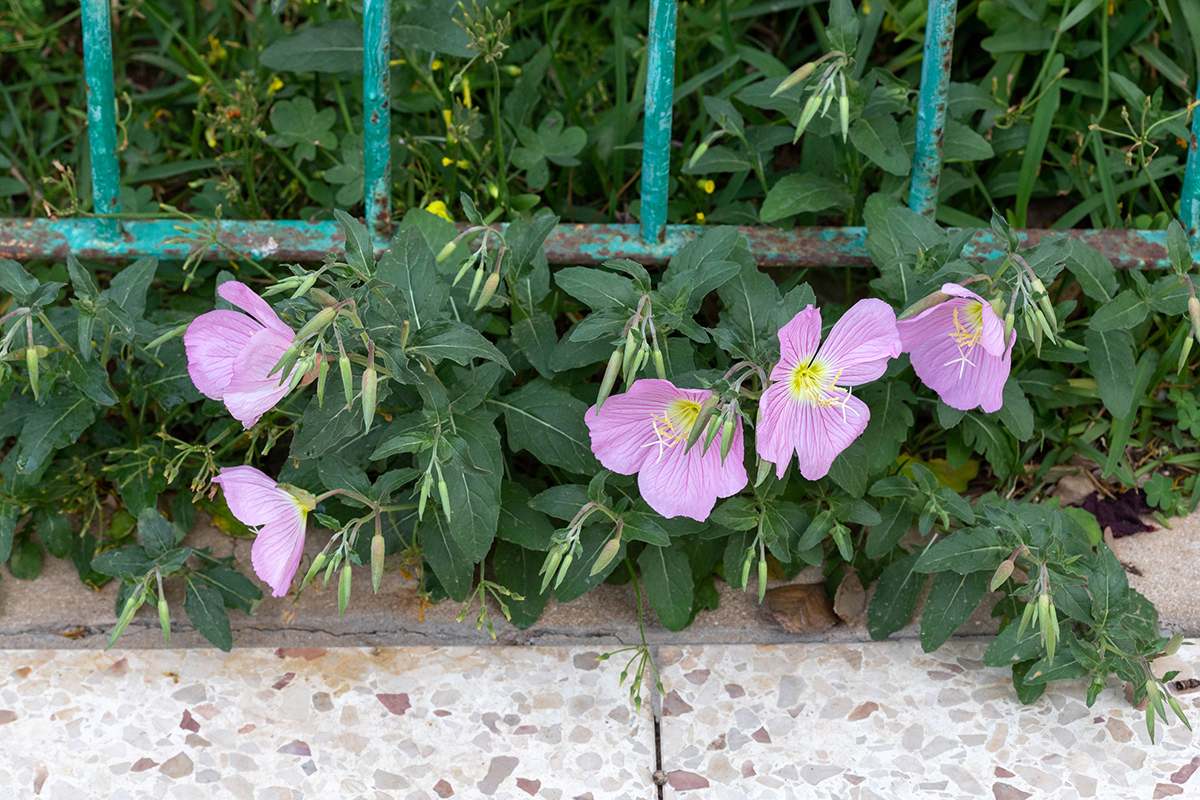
[585,379,747,522]
[212,466,315,597]
[757,300,901,481]
[897,283,1015,413]
[184,281,297,428]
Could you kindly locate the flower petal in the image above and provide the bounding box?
[250,510,308,597]
[755,382,803,479]
[816,298,901,385]
[184,309,262,400]
[638,417,746,521]
[900,302,1014,412]
[771,306,822,381]
[217,281,293,337]
[222,328,297,428]
[212,466,296,527]
[792,392,870,481]
[585,379,683,475]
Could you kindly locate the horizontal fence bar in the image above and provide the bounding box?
[0,218,1190,270]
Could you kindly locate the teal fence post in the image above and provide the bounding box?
[81,0,122,239]
[908,0,956,218]
[640,0,678,245]
[363,0,392,244]
[1180,86,1200,237]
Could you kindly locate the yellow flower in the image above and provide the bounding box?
[431,60,444,71]
[701,179,715,194]
[267,77,284,94]
[696,212,706,224]
[462,75,472,109]
[206,36,227,64]
[442,157,454,167]
[425,200,453,222]
[443,109,453,128]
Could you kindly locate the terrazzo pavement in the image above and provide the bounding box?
[0,639,1196,800]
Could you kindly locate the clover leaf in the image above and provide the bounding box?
[512,112,586,190]
[265,97,339,162]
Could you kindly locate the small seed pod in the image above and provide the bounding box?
[436,240,459,263]
[590,535,622,576]
[295,305,338,342]
[25,344,38,399]
[338,563,352,618]
[316,356,329,406]
[361,366,378,433]
[304,552,328,588]
[772,61,816,97]
[989,559,1015,592]
[309,288,337,307]
[596,349,623,411]
[158,597,171,646]
[468,266,485,304]
[475,271,500,311]
[289,273,319,300]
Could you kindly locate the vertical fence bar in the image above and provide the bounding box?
[81,0,121,238]
[640,0,678,245]
[908,0,957,217]
[363,0,392,243]
[1180,86,1200,237]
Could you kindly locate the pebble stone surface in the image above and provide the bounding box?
[0,641,1197,800]
[656,640,1200,800]
[0,646,655,800]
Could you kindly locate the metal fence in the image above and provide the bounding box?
[1,0,1198,268]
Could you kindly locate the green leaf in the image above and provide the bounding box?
[492,540,551,629]
[1089,545,1130,629]
[554,266,641,310]
[1013,54,1061,227]
[638,545,694,631]
[528,484,590,520]
[494,380,597,474]
[710,497,759,531]
[511,311,559,378]
[827,438,869,497]
[865,499,913,559]
[1011,659,1047,704]
[200,564,263,614]
[8,536,43,580]
[960,414,1017,480]
[184,580,233,651]
[714,260,779,356]
[35,510,72,560]
[762,501,809,562]
[860,382,916,473]
[65,255,99,300]
[496,482,556,551]
[438,415,502,563]
[421,510,475,601]
[1090,290,1149,332]
[290,392,365,461]
[265,97,338,162]
[919,570,988,652]
[91,545,153,580]
[260,20,362,73]
[335,208,374,278]
[1085,328,1137,418]
[408,321,511,369]
[941,119,994,161]
[0,259,38,303]
[393,0,473,56]
[136,508,178,558]
[1064,240,1117,302]
[850,114,910,175]
[65,354,118,406]
[867,552,926,639]
[376,227,442,329]
[11,391,98,475]
[621,510,672,547]
[100,257,157,329]
[759,174,852,222]
[1166,220,1193,273]
[0,502,17,564]
[915,527,1006,574]
[990,378,1034,441]
[983,619,1043,667]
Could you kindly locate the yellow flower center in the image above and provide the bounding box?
[945,302,985,377]
[789,359,849,409]
[644,399,702,459]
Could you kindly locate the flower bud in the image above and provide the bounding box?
[758,556,768,602]
[719,412,736,463]
[686,394,721,453]
[687,142,709,169]
[794,94,822,141]
[621,329,639,380]
[1003,310,1015,344]
[1190,296,1200,345]
[740,548,754,589]
[158,596,171,646]
[652,340,666,380]
[371,532,386,593]
[338,350,354,407]
[303,552,327,589]
[772,61,817,96]
[474,271,500,311]
[555,551,574,588]
[310,288,337,307]
[338,563,352,618]
[1178,332,1193,375]
[755,456,773,487]
[295,305,338,342]
[989,559,1015,592]
[316,356,329,406]
[596,349,622,411]
[590,534,622,576]
[289,273,319,300]
[437,240,459,263]
[838,92,850,141]
[147,322,190,349]
[361,366,378,433]
[25,344,38,400]
[418,472,432,520]
[78,313,94,360]
[1164,632,1184,656]
[436,464,452,521]
[468,266,485,304]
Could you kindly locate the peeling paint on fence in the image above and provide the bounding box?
[908,0,956,218]
[80,0,121,238]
